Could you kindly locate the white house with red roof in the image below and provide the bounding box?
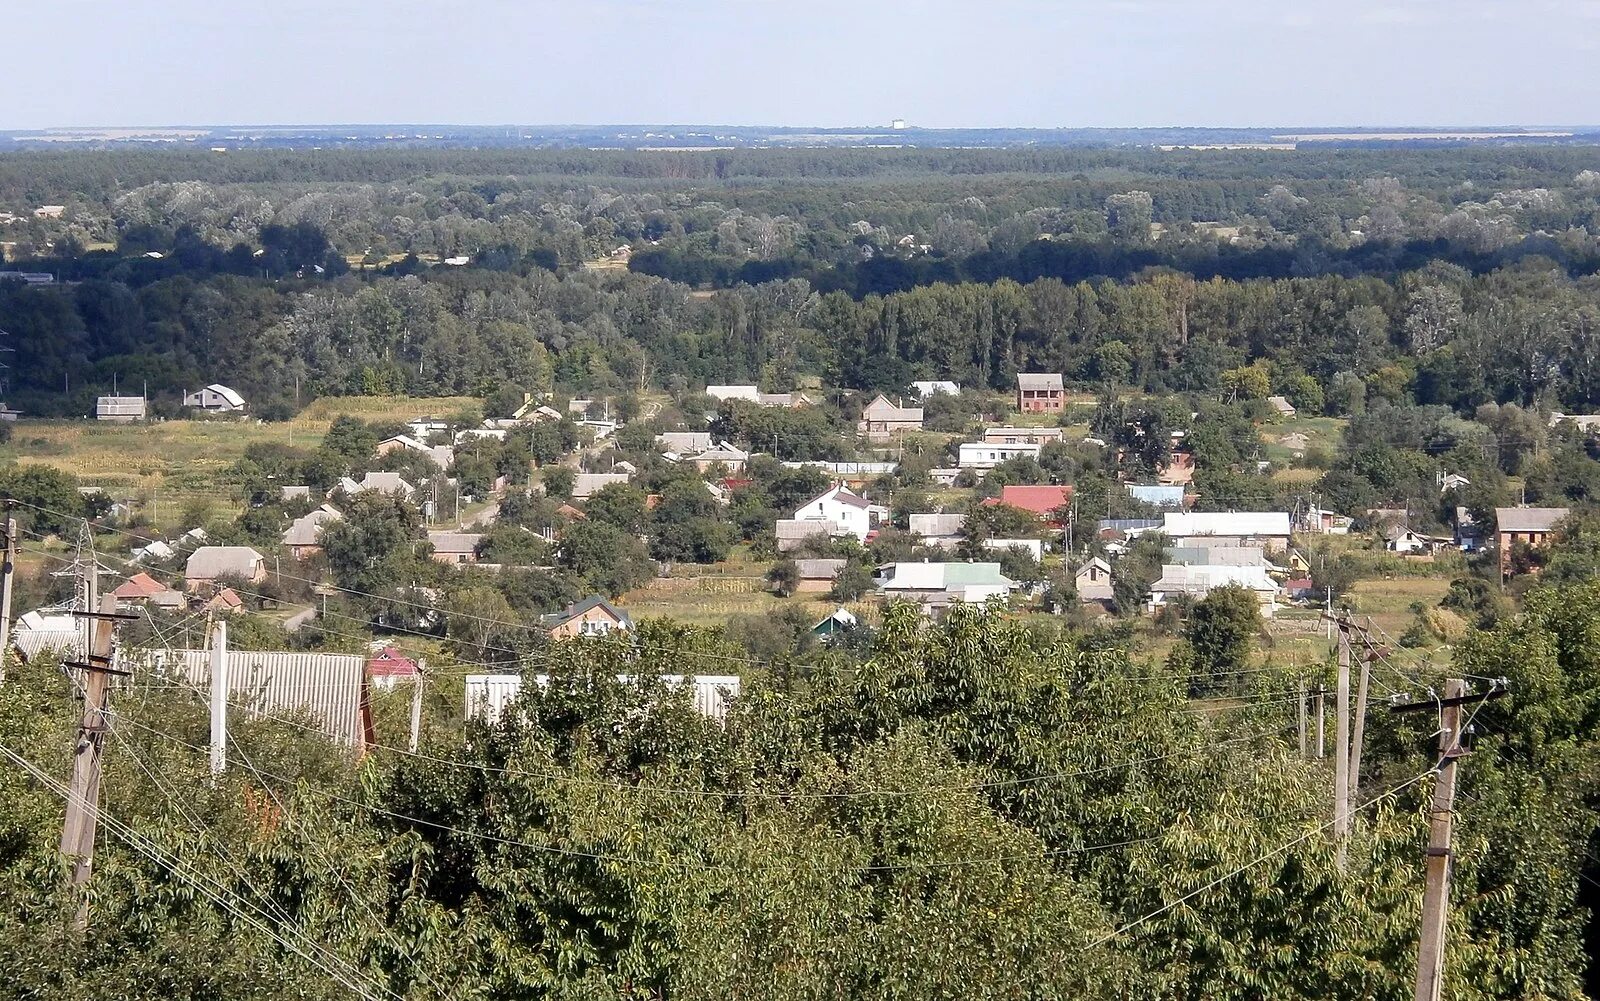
[367,646,421,691]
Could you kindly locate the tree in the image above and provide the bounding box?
[1183,584,1262,692]
[541,466,576,499]
[829,563,873,601]
[767,558,800,597]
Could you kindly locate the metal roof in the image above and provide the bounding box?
[1496,507,1570,533]
[157,649,369,748]
[1162,511,1291,538]
[465,673,741,723]
[1016,373,1064,391]
[908,512,966,538]
[185,546,264,581]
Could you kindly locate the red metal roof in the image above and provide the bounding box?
[982,485,1073,517]
[367,646,420,677]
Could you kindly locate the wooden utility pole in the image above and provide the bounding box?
[59,593,124,930]
[1413,678,1466,1001]
[0,514,15,685]
[209,619,228,776]
[1333,619,1352,867]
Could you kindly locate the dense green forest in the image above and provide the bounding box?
[3,591,1600,999]
[5,146,1600,416]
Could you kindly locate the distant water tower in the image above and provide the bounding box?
[891,118,909,130]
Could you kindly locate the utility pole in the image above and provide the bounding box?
[209,619,228,776]
[1314,685,1326,758]
[59,593,128,931]
[0,513,15,686]
[1334,617,1352,869]
[1349,626,1376,809]
[1413,678,1465,1001]
[1297,677,1308,759]
[408,659,426,753]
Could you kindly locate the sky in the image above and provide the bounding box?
[12,0,1600,129]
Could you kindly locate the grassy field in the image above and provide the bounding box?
[3,395,480,526]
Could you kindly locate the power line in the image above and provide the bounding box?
[0,742,395,1001]
[1086,764,1439,950]
[103,710,1203,873]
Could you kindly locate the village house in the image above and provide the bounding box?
[1075,557,1115,603]
[182,384,247,413]
[542,595,633,638]
[874,561,1017,610]
[1496,506,1570,577]
[571,472,632,501]
[1266,395,1296,418]
[1168,545,1269,569]
[983,538,1044,561]
[776,519,837,553]
[96,396,147,422]
[1299,506,1353,534]
[983,426,1065,445]
[1162,511,1292,551]
[338,471,416,499]
[1147,564,1280,616]
[690,441,750,474]
[985,484,1073,525]
[374,434,455,471]
[184,546,266,592]
[366,646,421,692]
[110,571,187,611]
[282,505,342,560]
[205,588,244,615]
[911,380,959,398]
[792,484,887,543]
[794,559,848,593]
[427,531,484,565]
[958,441,1044,469]
[1158,448,1196,486]
[705,385,762,404]
[811,607,858,642]
[656,431,714,455]
[1382,524,1431,554]
[908,512,966,549]
[1016,373,1065,413]
[857,393,924,440]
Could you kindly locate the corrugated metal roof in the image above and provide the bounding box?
[1016,373,1064,391]
[909,513,966,538]
[465,674,741,723]
[162,649,368,747]
[1162,512,1291,538]
[185,546,264,581]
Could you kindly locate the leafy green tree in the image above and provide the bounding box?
[1183,584,1263,692]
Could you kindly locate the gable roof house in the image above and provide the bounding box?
[367,646,421,692]
[571,472,632,501]
[282,505,342,561]
[983,426,1065,445]
[184,546,266,592]
[1016,373,1065,413]
[1147,564,1280,616]
[183,384,246,412]
[1496,506,1569,578]
[984,484,1073,525]
[908,512,966,549]
[1076,556,1114,603]
[792,485,887,543]
[428,531,484,565]
[911,380,960,398]
[690,441,750,473]
[542,596,634,638]
[111,571,186,610]
[1266,395,1296,418]
[339,471,417,499]
[958,441,1044,469]
[857,393,924,441]
[794,558,848,593]
[374,434,454,471]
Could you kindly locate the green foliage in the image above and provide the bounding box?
[1183,584,1263,693]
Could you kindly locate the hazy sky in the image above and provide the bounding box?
[14,0,1600,129]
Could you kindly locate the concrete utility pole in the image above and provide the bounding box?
[1314,685,1326,759]
[59,593,124,931]
[1414,678,1466,1001]
[1297,678,1308,759]
[1334,618,1352,869]
[408,659,426,753]
[209,619,228,776]
[0,514,16,685]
